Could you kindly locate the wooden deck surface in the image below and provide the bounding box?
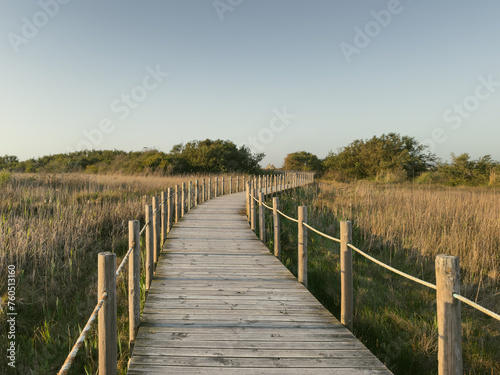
[127,192,392,374]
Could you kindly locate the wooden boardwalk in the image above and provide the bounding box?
[127,192,392,374]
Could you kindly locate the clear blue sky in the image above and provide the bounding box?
[1,0,499,167]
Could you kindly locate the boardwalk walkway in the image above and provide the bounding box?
[127,192,392,374]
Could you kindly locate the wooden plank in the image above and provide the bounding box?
[128,192,392,374]
[132,347,377,359]
[128,366,391,375]
[130,355,388,368]
[133,339,366,350]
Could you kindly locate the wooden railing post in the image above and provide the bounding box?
[202,179,206,203]
[340,221,353,332]
[259,191,265,242]
[167,187,172,233]
[298,206,307,288]
[128,220,140,351]
[230,176,233,194]
[215,177,218,197]
[237,176,240,192]
[145,205,153,290]
[160,192,167,245]
[273,197,281,260]
[188,181,192,210]
[250,184,256,231]
[436,255,463,375]
[245,181,250,220]
[181,183,186,217]
[152,196,160,265]
[98,252,117,375]
[195,180,199,206]
[175,185,179,222]
[222,176,225,195]
[208,178,212,200]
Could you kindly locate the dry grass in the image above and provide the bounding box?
[0,172,237,374]
[314,181,500,288]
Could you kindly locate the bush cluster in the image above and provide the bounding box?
[284,133,499,186]
[0,139,264,175]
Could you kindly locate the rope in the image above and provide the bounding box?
[57,292,108,375]
[139,220,149,236]
[115,242,136,277]
[262,202,273,210]
[276,209,299,223]
[453,293,500,321]
[347,244,436,290]
[303,222,341,243]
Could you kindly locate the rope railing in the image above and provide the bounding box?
[138,191,175,235]
[256,188,500,321]
[57,292,108,375]
[261,201,273,210]
[249,186,435,290]
[453,293,500,322]
[58,174,253,374]
[139,222,148,236]
[115,242,136,277]
[303,222,341,243]
[277,209,299,223]
[347,243,437,290]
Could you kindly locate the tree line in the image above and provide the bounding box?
[284,133,500,186]
[3,134,499,186]
[0,139,264,175]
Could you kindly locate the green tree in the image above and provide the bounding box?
[0,155,19,171]
[436,153,499,186]
[323,133,436,180]
[283,151,322,172]
[3,140,264,175]
[170,139,264,174]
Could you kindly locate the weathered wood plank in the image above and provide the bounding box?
[128,367,391,375]
[130,354,388,368]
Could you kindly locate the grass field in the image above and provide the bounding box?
[261,181,500,374]
[0,172,212,374]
